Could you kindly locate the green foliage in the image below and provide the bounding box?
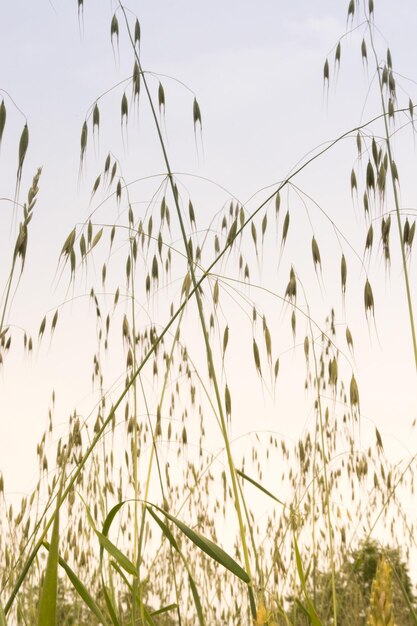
[285,541,416,626]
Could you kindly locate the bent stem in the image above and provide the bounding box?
[118,1,256,615]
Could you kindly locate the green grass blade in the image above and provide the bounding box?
[248,584,257,620]
[37,508,60,625]
[146,506,179,552]
[149,504,250,583]
[42,542,108,625]
[81,497,136,576]
[110,560,133,590]
[100,501,128,560]
[150,603,178,617]
[102,502,126,536]
[96,531,137,576]
[0,603,7,626]
[188,574,205,626]
[147,507,204,624]
[295,598,311,620]
[109,560,158,626]
[109,564,155,626]
[142,605,157,626]
[236,469,285,506]
[102,583,121,626]
[293,537,323,626]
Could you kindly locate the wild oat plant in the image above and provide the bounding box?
[1,0,417,624]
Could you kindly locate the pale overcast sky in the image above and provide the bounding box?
[1,0,417,524]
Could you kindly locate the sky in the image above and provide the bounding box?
[1,0,417,547]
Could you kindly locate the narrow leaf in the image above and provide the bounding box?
[147,506,179,552]
[37,493,61,624]
[102,585,120,626]
[96,531,137,576]
[148,505,250,583]
[236,469,285,506]
[43,542,108,625]
[150,603,178,618]
[188,574,205,626]
[294,537,323,626]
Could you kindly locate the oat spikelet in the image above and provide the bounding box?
[253,339,261,376]
[351,168,357,194]
[346,326,354,352]
[225,384,231,422]
[134,18,141,48]
[282,210,290,249]
[311,236,322,271]
[274,358,279,382]
[341,254,347,294]
[193,97,202,130]
[80,121,87,169]
[275,191,281,217]
[0,100,6,148]
[323,58,330,86]
[364,279,374,318]
[121,93,128,126]
[361,39,368,64]
[158,82,165,113]
[335,41,341,70]
[285,266,297,303]
[92,103,100,135]
[350,374,360,412]
[110,13,119,49]
[15,124,29,207]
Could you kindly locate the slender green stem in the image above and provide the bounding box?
[127,238,141,624]
[308,316,337,626]
[118,1,256,612]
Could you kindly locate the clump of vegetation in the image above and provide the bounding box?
[368,556,395,626]
[1,0,416,624]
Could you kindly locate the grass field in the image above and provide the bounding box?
[1,0,417,624]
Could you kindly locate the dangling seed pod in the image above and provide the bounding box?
[110,14,119,46]
[350,169,357,193]
[158,82,165,113]
[350,374,360,411]
[80,121,87,166]
[323,58,330,86]
[92,103,100,135]
[361,39,367,64]
[364,279,374,318]
[121,93,128,125]
[134,19,141,48]
[341,254,347,294]
[335,41,341,69]
[0,100,6,147]
[282,211,290,247]
[193,97,202,129]
[311,236,322,270]
[253,339,261,376]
